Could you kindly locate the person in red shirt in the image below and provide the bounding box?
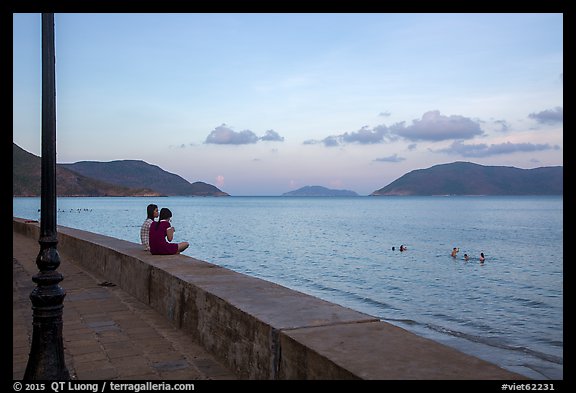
[149,208,189,255]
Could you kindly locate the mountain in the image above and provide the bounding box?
[13,143,161,197]
[61,160,229,197]
[282,185,359,197]
[13,143,229,197]
[370,161,563,196]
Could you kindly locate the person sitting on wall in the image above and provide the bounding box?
[140,203,158,251]
[149,208,189,255]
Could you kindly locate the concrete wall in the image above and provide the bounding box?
[13,218,526,380]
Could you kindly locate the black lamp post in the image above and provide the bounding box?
[23,13,70,380]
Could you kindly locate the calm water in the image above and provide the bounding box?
[13,196,563,380]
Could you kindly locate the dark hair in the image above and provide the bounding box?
[156,208,173,228]
[146,204,158,220]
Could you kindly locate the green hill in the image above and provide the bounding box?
[371,161,563,196]
[13,143,228,197]
[13,143,162,197]
[61,160,228,197]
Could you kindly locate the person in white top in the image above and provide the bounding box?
[140,204,159,251]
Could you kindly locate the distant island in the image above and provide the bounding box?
[370,161,563,196]
[13,143,229,197]
[282,185,359,197]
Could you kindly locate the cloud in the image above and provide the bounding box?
[205,124,259,145]
[390,110,484,141]
[304,110,483,147]
[169,143,194,149]
[341,125,396,144]
[528,107,563,125]
[260,129,285,142]
[305,125,397,147]
[205,124,285,145]
[373,154,405,163]
[435,140,560,158]
[321,136,340,147]
[379,111,391,117]
[493,119,510,132]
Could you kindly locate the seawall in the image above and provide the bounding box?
[13,217,526,380]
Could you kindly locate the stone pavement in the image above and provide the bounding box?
[13,230,239,380]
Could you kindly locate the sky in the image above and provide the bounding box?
[13,13,563,196]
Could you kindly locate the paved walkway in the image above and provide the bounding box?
[13,230,239,380]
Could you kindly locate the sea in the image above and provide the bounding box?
[13,195,563,380]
